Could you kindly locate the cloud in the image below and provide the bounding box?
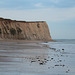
[34,3,43,8]
[0,7,75,22]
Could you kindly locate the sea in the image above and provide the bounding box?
[0,39,75,75]
[46,39,75,75]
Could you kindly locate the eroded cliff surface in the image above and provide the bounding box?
[0,17,52,41]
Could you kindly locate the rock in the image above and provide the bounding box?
[39,62,44,65]
[48,67,50,69]
[59,60,62,62]
[39,61,45,65]
[55,65,59,66]
[38,60,40,61]
[36,57,39,59]
[60,65,65,67]
[66,71,68,73]
[51,58,53,60]
[62,49,64,50]
[44,58,47,60]
[31,60,36,63]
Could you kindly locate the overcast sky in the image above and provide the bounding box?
[0,0,75,39]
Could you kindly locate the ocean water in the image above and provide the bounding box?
[0,39,75,75]
[47,39,75,75]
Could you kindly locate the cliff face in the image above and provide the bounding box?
[0,18,52,41]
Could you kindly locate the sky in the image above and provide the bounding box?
[0,0,75,39]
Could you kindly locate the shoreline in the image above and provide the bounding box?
[0,39,51,49]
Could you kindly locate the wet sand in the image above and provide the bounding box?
[0,40,74,75]
[0,40,50,75]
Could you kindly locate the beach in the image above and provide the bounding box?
[0,40,50,75]
[0,39,75,75]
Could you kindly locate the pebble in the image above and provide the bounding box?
[51,58,53,60]
[31,61,36,63]
[62,49,64,50]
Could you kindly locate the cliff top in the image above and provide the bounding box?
[0,17,45,23]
